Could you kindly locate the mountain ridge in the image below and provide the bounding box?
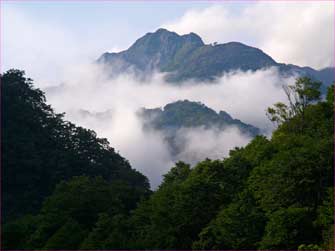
[139,99,259,136]
[138,100,260,160]
[98,28,334,88]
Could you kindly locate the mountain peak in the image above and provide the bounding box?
[181,32,204,46]
[155,28,173,34]
[98,29,334,86]
[141,28,204,46]
[147,28,179,39]
[105,28,205,72]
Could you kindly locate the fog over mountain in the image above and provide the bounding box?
[45,68,290,188]
[139,100,260,162]
[41,28,333,187]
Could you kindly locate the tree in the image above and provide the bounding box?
[80,213,113,249]
[160,161,191,187]
[267,77,321,125]
[260,207,319,249]
[316,187,334,250]
[103,214,130,249]
[13,175,147,249]
[193,190,265,249]
[326,84,334,104]
[1,214,40,250]
[43,218,87,249]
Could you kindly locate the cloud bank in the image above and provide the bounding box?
[174,126,252,166]
[163,2,334,69]
[44,65,292,188]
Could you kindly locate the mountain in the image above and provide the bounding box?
[139,100,259,135]
[98,28,334,88]
[98,28,205,76]
[138,100,259,159]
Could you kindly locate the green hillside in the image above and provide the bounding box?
[2,70,333,250]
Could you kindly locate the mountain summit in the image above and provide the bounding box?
[98,28,204,74]
[98,28,334,87]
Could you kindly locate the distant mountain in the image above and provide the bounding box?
[98,28,334,89]
[138,100,259,158]
[139,100,259,135]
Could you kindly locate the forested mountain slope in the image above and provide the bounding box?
[2,70,333,250]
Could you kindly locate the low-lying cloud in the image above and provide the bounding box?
[174,126,252,166]
[44,64,292,188]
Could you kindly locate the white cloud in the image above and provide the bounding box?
[44,64,292,188]
[163,2,334,69]
[174,126,252,165]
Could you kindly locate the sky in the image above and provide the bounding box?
[2,1,334,86]
[1,1,334,188]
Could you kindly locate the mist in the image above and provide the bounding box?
[44,64,293,188]
[174,126,253,166]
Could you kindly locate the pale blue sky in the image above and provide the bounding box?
[2,1,250,52]
[1,1,333,85]
[0,1,252,84]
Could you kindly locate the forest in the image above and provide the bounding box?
[1,69,334,250]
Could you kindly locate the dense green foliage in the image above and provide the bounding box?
[1,69,150,225]
[99,28,334,87]
[2,71,333,250]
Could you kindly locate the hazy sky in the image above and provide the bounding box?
[2,1,334,86]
